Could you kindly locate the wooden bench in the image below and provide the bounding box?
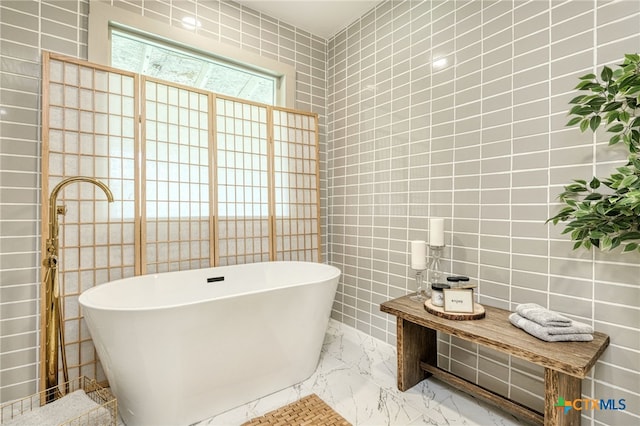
[380,295,609,425]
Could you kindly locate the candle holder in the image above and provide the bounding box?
[427,245,445,299]
[409,268,427,302]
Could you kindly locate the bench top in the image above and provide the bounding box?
[380,295,609,378]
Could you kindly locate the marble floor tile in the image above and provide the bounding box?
[200,319,523,426]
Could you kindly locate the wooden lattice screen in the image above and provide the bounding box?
[141,78,213,274]
[272,110,321,261]
[41,52,320,389]
[41,52,140,385]
[215,97,271,266]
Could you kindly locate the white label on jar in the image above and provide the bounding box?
[432,290,444,306]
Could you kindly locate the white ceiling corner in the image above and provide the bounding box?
[234,0,383,39]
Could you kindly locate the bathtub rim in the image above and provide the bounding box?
[79,261,341,312]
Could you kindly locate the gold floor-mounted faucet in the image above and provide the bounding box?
[43,176,113,401]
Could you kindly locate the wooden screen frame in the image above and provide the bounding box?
[40,51,142,390]
[40,52,321,390]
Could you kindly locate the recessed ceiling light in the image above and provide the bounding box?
[432,57,448,69]
[181,16,201,30]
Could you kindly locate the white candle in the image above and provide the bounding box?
[410,240,427,270]
[429,218,444,246]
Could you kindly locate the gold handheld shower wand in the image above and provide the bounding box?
[43,177,114,401]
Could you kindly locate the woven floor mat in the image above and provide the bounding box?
[241,394,351,426]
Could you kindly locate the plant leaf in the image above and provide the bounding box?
[620,111,630,123]
[566,116,582,127]
[584,193,602,200]
[620,175,638,189]
[608,123,625,133]
[620,231,640,241]
[602,101,623,112]
[580,119,590,132]
[569,95,586,104]
[578,73,596,81]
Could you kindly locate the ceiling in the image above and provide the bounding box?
[234,0,384,39]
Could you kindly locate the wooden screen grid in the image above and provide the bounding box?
[142,78,212,273]
[41,53,322,391]
[214,97,271,265]
[272,109,321,262]
[41,52,139,387]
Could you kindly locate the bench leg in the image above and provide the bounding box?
[544,368,581,426]
[396,318,436,391]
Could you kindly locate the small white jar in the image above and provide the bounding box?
[431,283,450,307]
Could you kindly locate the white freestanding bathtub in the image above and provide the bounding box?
[79,261,341,426]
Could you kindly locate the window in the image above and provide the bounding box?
[111,29,277,105]
[87,1,295,107]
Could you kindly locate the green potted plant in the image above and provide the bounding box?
[548,53,640,253]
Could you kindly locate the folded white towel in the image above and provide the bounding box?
[545,319,593,335]
[509,313,593,342]
[3,389,112,426]
[516,303,572,327]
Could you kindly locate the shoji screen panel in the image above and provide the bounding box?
[272,109,320,261]
[215,97,271,265]
[142,78,212,274]
[42,52,139,384]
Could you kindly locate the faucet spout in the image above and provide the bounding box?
[49,176,114,205]
[47,177,114,253]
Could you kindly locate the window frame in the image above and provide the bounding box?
[87,0,295,108]
[110,27,278,105]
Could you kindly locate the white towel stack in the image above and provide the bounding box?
[509,303,594,342]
